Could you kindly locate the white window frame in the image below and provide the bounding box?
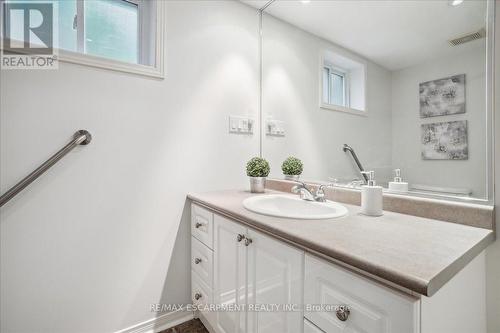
[1,0,165,78]
[319,52,367,117]
[64,0,164,78]
[74,0,143,63]
[323,64,350,108]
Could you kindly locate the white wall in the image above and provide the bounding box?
[0,1,259,332]
[262,14,393,183]
[1,1,498,332]
[391,45,487,198]
[486,3,500,332]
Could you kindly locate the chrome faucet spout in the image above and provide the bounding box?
[290,181,327,202]
[342,144,368,183]
[291,182,315,201]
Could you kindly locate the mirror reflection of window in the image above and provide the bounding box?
[320,51,366,113]
[323,65,348,107]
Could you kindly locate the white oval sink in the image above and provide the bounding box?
[243,194,348,220]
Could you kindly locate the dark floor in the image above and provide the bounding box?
[161,319,209,333]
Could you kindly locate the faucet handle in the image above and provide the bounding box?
[290,182,316,201]
[291,181,307,194]
[315,183,334,202]
[315,186,326,202]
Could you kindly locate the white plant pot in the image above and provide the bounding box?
[249,177,266,193]
[284,174,300,181]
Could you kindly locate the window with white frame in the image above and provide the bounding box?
[2,0,163,75]
[321,50,366,114]
[323,65,349,107]
[63,0,156,65]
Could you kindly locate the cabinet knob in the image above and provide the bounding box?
[194,292,202,301]
[194,257,202,264]
[244,238,253,246]
[237,234,245,242]
[195,222,203,229]
[336,305,350,322]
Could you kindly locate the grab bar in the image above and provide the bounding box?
[0,130,92,207]
[342,144,368,183]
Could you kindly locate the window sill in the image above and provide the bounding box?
[320,103,367,117]
[58,49,165,79]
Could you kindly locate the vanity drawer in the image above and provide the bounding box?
[304,254,419,333]
[192,269,217,331]
[191,236,214,288]
[192,269,213,306]
[191,204,214,249]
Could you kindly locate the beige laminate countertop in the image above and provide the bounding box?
[188,190,495,297]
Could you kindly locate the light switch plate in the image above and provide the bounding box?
[266,119,285,136]
[229,116,254,134]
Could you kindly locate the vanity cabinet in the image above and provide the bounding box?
[191,202,486,333]
[191,204,215,326]
[192,204,304,333]
[304,254,418,333]
[246,228,304,333]
[212,214,247,333]
[213,214,304,333]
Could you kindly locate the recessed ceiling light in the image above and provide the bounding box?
[450,0,464,6]
[301,0,311,3]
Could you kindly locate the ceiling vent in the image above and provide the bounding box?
[448,28,486,46]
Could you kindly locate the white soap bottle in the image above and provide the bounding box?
[388,168,409,192]
[360,171,383,216]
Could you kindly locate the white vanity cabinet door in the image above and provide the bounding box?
[304,254,419,333]
[246,229,304,333]
[213,215,247,333]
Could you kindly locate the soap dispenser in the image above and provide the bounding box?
[388,169,409,193]
[360,171,383,216]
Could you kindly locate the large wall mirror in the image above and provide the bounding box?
[258,0,495,203]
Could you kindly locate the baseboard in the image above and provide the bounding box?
[115,310,194,333]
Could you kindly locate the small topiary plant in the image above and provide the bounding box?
[246,157,270,177]
[281,156,303,176]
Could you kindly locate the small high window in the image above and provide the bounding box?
[323,65,349,107]
[321,49,366,115]
[60,0,154,66]
[82,0,140,64]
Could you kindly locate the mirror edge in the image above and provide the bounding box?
[258,0,496,206]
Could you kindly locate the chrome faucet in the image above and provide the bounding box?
[342,144,368,183]
[291,182,327,202]
[314,184,328,202]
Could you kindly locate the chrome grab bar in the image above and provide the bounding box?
[0,130,92,207]
[342,144,368,183]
